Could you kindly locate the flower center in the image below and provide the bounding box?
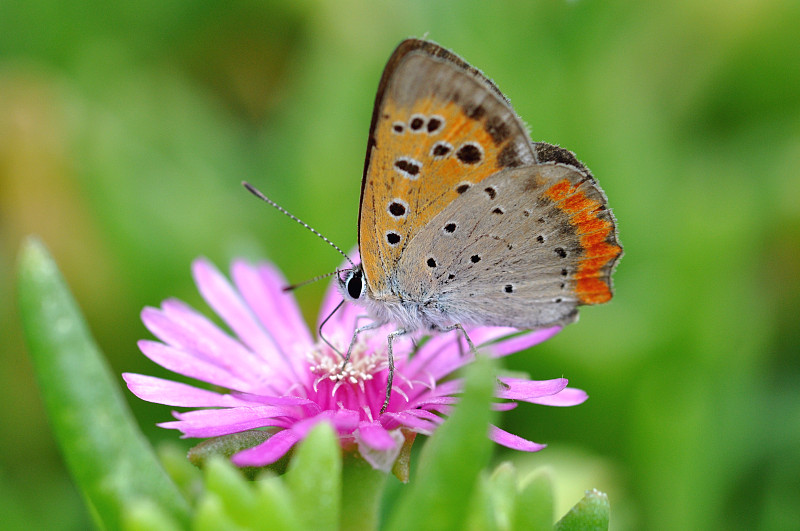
[307,338,387,390]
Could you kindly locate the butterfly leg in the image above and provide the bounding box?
[382,328,408,414]
[434,323,477,356]
[342,321,382,364]
[435,324,509,390]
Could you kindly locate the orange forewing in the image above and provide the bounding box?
[360,93,522,295]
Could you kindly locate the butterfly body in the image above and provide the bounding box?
[338,39,622,339]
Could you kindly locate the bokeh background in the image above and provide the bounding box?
[2,1,798,529]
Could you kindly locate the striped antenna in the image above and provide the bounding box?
[242,181,355,268]
[282,269,342,292]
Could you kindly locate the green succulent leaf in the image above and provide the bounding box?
[284,422,342,531]
[387,354,497,531]
[513,471,554,531]
[16,237,190,528]
[555,488,610,531]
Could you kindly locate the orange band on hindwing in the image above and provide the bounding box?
[544,178,621,304]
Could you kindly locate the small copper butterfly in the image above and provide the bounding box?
[248,39,622,412]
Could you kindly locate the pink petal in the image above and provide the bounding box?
[412,396,460,408]
[405,378,463,408]
[193,260,294,375]
[400,408,445,424]
[382,411,441,434]
[232,412,360,467]
[528,387,588,407]
[141,304,262,378]
[485,326,562,357]
[357,421,399,451]
[405,335,479,383]
[232,261,312,380]
[489,426,546,452]
[232,428,300,466]
[291,410,360,437]
[158,300,267,375]
[159,406,293,437]
[230,392,322,411]
[357,427,404,472]
[403,326,561,382]
[123,373,254,407]
[495,377,568,401]
[138,340,257,392]
[403,333,464,379]
[469,326,519,345]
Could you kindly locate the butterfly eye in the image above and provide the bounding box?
[345,270,364,300]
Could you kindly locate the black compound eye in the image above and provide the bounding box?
[347,271,363,299]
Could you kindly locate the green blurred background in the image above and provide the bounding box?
[2,1,798,529]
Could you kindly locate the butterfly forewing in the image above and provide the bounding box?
[359,39,538,298]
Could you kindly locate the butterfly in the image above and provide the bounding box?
[247,38,622,413]
[336,38,622,409]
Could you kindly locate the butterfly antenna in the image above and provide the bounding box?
[242,181,355,268]
[282,269,341,292]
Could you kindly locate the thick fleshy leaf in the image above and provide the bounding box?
[285,423,342,531]
[513,470,554,531]
[16,238,190,528]
[187,430,281,476]
[253,476,305,530]
[486,462,518,528]
[342,453,390,530]
[555,488,610,531]
[122,499,182,531]
[386,355,497,531]
[203,457,260,528]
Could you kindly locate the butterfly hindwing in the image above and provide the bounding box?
[358,39,538,298]
[397,162,621,329]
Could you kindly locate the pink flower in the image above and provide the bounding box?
[123,258,587,470]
